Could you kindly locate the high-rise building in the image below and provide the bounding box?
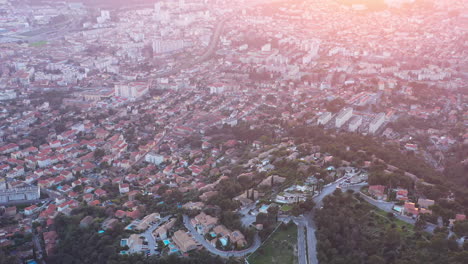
[369,113,386,134]
[318,112,332,125]
[335,108,353,128]
[152,39,185,54]
[348,116,362,132]
[114,82,149,99]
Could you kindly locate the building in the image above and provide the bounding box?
[80,216,94,228]
[417,198,435,209]
[172,230,197,253]
[145,152,164,165]
[369,113,386,134]
[152,38,184,54]
[335,108,353,128]
[127,234,145,253]
[348,116,362,132]
[192,212,218,234]
[135,213,160,231]
[114,82,149,99]
[0,186,40,204]
[368,185,386,200]
[317,112,332,125]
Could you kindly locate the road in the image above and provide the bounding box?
[297,223,307,264]
[303,181,341,264]
[183,215,261,258]
[154,17,229,78]
[141,215,171,255]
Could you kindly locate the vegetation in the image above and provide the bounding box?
[248,222,298,264]
[315,190,468,264]
[29,41,48,47]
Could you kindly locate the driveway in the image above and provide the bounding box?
[183,215,261,257]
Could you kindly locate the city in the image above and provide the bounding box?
[0,0,467,264]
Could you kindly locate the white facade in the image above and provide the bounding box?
[369,113,386,134]
[0,186,40,204]
[145,152,164,165]
[114,82,148,99]
[348,116,362,132]
[318,112,332,125]
[335,108,353,128]
[152,38,184,54]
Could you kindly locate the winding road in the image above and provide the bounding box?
[142,215,172,255]
[182,215,261,258]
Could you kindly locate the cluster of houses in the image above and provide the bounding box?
[191,212,247,249]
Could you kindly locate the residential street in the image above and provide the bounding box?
[141,215,171,255]
[297,223,307,264]
[182,215,261,257]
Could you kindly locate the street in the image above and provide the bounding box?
[141,215,171,255]
[297,223,307,264]
[182,215,261,258]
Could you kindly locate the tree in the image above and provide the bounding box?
[93,148,106,160]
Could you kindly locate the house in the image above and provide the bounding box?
[182,201,204,211]
[102,218,119,230]
[368,185,386,200]
[172,230,198,253]
[403,202,419,218]
[119,183,130,194]
[135,213,160,231]
[229,230,247,248]
[449,214,466,227]
[127,234,145,253]
[213,225,230,237]
[395,189,408,201]
[200,191,218,202]
[94,188,107,198]
[80,216,94,228]
[192,212,218,234]
[417,198,435,209]
[24,205,38,216]
[115,210,126,219]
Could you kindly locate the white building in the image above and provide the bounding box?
[0,186,40,204]
[0,90,16,101]
[317,112,332,125]
[152,38,184,54]
[209,84,225,94]
[114,82,149,99]
[145,152,164,165]
[335,108,353,128]
[369,113,386,134]
[348,116,362,132]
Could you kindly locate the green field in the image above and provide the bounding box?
[248,224,298,264]
[372,208,415,235]
[29,41,48,47]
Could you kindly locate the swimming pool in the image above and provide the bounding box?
[120,239,128,246]
[163,239,171,246]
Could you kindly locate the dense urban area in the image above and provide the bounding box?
[0,0,467,263]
